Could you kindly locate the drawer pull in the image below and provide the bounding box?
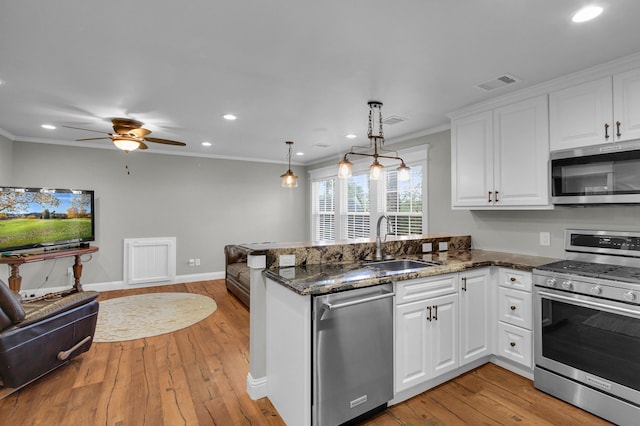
[510,277,516,282]
[510,305,516,311]
[510,342,516,347]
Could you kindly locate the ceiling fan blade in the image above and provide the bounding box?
[129,127,151,137]
[76,137,110,141]
[63,125,110,135]
[112,117,143,130]
[145,137,186,146]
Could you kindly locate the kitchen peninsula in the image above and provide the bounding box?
[243,234,557,425]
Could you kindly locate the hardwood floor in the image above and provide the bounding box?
[0,280,612,425]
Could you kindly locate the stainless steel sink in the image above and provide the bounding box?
[366,259,439,273]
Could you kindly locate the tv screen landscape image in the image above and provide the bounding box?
[0,187,95,253]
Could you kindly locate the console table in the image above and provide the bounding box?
[0,246,99,292]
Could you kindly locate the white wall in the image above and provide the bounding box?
[4,141,308,290]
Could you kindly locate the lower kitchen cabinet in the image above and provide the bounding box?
[395,280,458,393]
[459,268,492,365]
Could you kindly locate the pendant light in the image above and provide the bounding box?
[338,101,410,181]
[280,141,299,188]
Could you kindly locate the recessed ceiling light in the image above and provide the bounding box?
[296,152,304,156]
[572,5,603,23]
[345,134,357,139]
[223,114,237,121]
[201,141,212,147]
[41,124,56,130]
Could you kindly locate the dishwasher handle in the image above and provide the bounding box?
[321,291,394,318]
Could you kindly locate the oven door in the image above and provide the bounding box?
[534,287,640,405]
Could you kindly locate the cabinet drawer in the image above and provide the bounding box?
[395,274,457,305]
[497,322,532,369]
[498,287,532,330]
[498,268,532,292]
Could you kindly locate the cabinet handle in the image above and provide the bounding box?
[462,277,467,292]
[616,121,621,137]
[605,123,610,139]
[510,305,517,311]
[426,306,432,321]
[510,277,516,283]
[488,191,492,203]
[510,342,516,347]
[495,191,499,202]
[433,305,438,321]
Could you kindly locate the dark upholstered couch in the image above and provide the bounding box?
[0,281,99,389]
[224,245,250,308]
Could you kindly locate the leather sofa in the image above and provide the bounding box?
[0,280,99,389]
[224,245,250,308]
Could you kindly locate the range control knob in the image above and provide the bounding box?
[561,280,573,291]
[623,291,637,302]
[546,278,557,287]
[591,286,602,295]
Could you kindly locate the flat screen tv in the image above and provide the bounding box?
[0,187,95,253]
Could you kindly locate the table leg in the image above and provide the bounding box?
[8,264,22,292]
[73,255,84,292]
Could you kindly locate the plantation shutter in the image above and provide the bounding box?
[312,178,336,241]
[343,173,370,239]
[384,166,423,236]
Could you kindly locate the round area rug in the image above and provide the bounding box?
[94,292,217,342]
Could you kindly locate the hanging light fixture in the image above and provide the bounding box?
[112,136,141,152]
[338,101,410,181]
[280,141,299,188]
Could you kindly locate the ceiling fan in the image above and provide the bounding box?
[64,118,187,152]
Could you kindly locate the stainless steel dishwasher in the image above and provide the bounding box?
[312,283,394,426]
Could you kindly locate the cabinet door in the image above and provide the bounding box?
[549,77,613,150]
[493,96,550,206]
[459,268,491,365]
[430,293,459,377]
[613,68,640,142]
[451,111,494,207]
[395,299,431,393]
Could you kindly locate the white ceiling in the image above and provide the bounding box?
[2,1,640,166]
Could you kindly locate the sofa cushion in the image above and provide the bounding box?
[227,263,250,286]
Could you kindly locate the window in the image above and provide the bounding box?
[309,145,428,242]
[384,166,423,236]
[312,178,335,241]
[343,173,370,239]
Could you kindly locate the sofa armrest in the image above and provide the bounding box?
[225,244,248,266]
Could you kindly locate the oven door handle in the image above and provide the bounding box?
[537,290,640,319]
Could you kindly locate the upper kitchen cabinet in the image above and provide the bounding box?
[451,95,551,209]
[550,68,640,151]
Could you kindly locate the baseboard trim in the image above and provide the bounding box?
[18,271,225,297]
[246,373,268,400]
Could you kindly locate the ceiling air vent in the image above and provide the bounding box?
[475,74,520,91]
[313,143,331,148]
[382,116,407,125]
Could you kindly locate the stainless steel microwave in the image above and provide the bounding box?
[551,140,640,205]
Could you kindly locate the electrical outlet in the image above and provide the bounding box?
[67,267,73,276]
[540,232,551,246]
[438,242,448,251]
[279,254,296,267]
[422,243,433,252]
[195,258,201,266]
[188,259,195,267]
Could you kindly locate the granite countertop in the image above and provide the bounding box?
[264,249,559,295]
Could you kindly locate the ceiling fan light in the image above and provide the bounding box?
[113,137,141,152]
[281,170,299,188]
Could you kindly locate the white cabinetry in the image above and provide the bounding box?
[459,268,492,365]
[550,68,640,150]
[451,95,550,209]
[394,275,458,393]
[495,268,533,369]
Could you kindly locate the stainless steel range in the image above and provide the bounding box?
[533,229,640,426]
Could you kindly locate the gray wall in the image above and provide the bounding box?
[0,135,13,183]
[4,142,308,290]
[423,129,640,259]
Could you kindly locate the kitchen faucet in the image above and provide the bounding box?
[375,215,390,261]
